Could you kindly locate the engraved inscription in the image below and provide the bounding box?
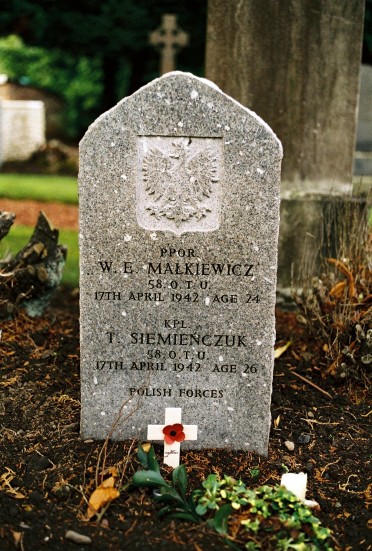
[137,137,222,235]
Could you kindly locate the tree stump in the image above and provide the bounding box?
[0,211,67,318]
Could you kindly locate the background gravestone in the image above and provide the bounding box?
[354,64,372,180]
[205,0,366,294]
[0,99,45,165]
[79,72,282,455]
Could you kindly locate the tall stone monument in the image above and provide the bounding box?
[79,72,282,455]
[206,0,365,292]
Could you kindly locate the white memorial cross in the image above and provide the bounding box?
[147,407,198,468]
[149,14,189,75]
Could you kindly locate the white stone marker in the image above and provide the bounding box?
[147,407,198,468]
[0,100,45,165]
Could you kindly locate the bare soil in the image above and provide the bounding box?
[0,290,370,551]
[1,199,79,231]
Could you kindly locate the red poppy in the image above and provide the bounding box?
[162,423,185,445]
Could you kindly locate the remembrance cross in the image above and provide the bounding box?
[147,408,197,468]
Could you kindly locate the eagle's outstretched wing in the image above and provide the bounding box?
[142,147,172,201]
[186,148,219,201]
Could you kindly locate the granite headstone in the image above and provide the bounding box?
[79,71,282,455]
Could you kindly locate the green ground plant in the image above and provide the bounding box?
[0,34,102,138]
[0,174,77,204]
[132,444,200,522]
[131,445,333,551]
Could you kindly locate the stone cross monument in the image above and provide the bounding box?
[149,14,189,75]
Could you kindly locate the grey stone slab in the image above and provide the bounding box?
[206,0,364,192]
[79,71,282,455]
[356,65,372,152]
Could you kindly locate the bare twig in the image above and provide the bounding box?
[289,370,333,399]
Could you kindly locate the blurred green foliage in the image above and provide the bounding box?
[0,173,78,203]
[0,0,207,138]
[0,34,103,138]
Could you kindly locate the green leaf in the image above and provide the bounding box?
[166,511,200,523]
[153,486,184,504]
[172,464,188,499]
[131,470,167,488]
[212,503,233,535]
[137,443,148,468]
[157,505,173,517]
[195,503,208,516]
[147,445,160,474]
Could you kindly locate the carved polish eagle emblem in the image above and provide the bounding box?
[141,138,219,227]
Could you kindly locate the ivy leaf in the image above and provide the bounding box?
[195,503,208,516]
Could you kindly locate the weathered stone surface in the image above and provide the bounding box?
[354,65,372,180]
[205,1,365,297]
[206,0,364,192]
[79,72,282,454]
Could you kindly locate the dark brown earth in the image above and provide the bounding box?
[0,289,370,551]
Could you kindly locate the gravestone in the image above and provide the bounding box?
[205,0,365,293]
[79,71,282,455]
[0,100,45,165]
[149,14,189,75]
[354,65,372,180]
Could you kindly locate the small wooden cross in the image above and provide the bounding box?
[147,407,198,468]
[149,14,189,75]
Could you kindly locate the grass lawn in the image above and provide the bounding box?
[0,174,78,204]
[0,225,79,287]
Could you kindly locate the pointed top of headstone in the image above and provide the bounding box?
[82,72,283,159]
